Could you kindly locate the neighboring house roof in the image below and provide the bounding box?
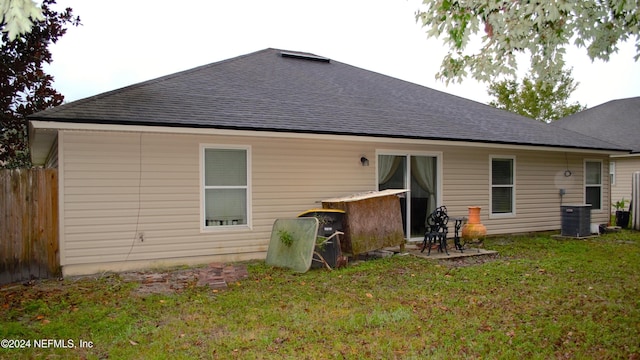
[553,97,640,153]
[30,48,624,152]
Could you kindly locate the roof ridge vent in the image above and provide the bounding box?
[280,51,330,63]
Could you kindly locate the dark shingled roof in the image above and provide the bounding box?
[553,97,640,153]
[31,48,625,152]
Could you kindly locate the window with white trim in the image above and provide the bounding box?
[609,161,616,186]
[202,146,250,228]
[585,160,602,210]
[491,156,515,216]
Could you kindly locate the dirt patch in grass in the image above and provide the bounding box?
[437,253,501,268]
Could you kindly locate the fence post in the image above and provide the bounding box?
[633,172,640,231]
[0,170,10,285]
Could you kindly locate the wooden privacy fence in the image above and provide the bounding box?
[1,168,59,285]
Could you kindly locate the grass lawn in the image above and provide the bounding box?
[1,231,639,359]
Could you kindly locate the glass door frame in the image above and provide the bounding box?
[376,150,443,241]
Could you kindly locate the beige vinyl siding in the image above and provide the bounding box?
[59,129,612,274]
[611,157,640,212]
[439,147,609,234]
[60,131,375,272]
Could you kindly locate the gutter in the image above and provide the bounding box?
[30,120,629,157]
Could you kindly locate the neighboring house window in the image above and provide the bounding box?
[490,156,515,216]
[585,160,602,210]
[202,146,250,228]
[609,161,616,186]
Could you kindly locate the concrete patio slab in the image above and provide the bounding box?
[384,244,498,260]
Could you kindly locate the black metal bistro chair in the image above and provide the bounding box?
[421,206,449,255]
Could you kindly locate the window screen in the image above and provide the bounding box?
[203,148,249,227]
[585,161,602,210]
[491,158,514,214]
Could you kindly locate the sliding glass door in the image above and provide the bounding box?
[378,153,439,240]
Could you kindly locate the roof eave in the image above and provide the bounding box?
[29,119,628,155]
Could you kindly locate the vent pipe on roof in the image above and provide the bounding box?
[280,51,330,63]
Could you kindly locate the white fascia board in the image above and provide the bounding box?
[611,153,640,158]
[29,120,625,155]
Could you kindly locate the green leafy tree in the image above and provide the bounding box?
[0,0,80,168]
[488,70,586,123]
[416,0,639,85]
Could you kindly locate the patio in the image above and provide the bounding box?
[382,243,498,260]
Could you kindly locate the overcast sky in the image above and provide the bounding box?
[45,0,639,109]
